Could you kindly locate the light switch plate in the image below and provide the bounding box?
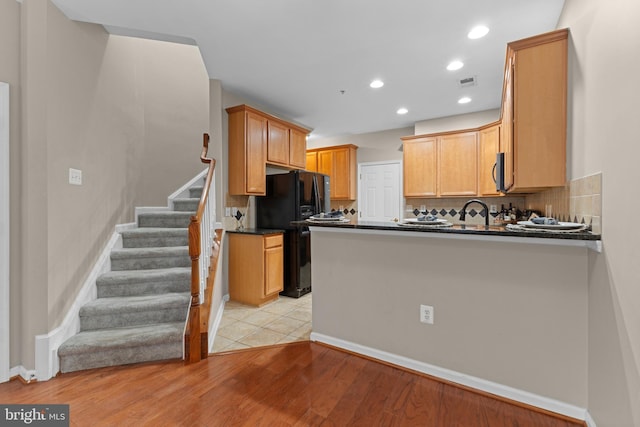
[69,168,82,185]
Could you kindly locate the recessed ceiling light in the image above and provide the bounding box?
[397,108,408,115]
[447,60,464,71]
[458,97,472,104]
[370,79,384,89]
[468,25,489,39]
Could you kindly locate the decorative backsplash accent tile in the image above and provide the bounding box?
[331,201,358,218]
[405,197,526,225]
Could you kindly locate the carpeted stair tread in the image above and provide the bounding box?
[59,322,184,355]
[121,227,188,248]
[173,198,200,212]
[79,293,190,331]
[57,322,184,372]
[97,268,190,297]
[80,293,190,316]
[138,211,193,228]
[110,246,189,270]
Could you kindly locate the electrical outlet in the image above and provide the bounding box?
[225,207,231,217]
[69,168,82,185]
[490,204,498,214]
[231,207,238,217]
[420,304,434,324]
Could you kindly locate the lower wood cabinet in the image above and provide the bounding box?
[228,231,283,307]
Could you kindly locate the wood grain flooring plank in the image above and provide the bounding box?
[0,343,585,427]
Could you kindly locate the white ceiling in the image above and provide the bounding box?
[51,0,565,140]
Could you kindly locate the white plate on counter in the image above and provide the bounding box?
[403,218,449,225]
[517,221,585,230]
[309,214,346,222]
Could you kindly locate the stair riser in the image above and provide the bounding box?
[138,214,192,228]
[80,307,188,331]
[59,341,182,373]
[173,200,199,212]
[111,256,190,271]
[189,188,203,198]
[122,235,188,248]
[97,280,190,298]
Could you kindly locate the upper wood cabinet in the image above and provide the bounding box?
[479,124,501,197]
[266,120,289,166]
[228,108,267,195]
[401,29,568,197]
[438,132,477,197]
[402,132,477,198]
[227,105,311,195]
[403,137,437,197]
[306,151,318,172]
[501,28,568,193]
[307,144,358,200]
[289,128,307,169]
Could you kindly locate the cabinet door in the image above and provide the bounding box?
[306,151,317,172]
[264,244,283,297]
[438,132,478,197]
[513,38,567,190]
[267,120,289,166]
[403,138,437,197]
[289,128,307,169]
[317,150,333,178]
[332,148,351,200]
[246,112,267,194]
[479,125,501,196]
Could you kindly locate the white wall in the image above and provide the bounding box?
[10,0,210,370]
[559,0,640,425]
[311,229,589,409]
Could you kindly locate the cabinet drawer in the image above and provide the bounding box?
[264,234,283,249]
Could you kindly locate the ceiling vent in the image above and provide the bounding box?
[458,76,477,88]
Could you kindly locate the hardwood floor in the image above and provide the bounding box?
[0,342,585,427]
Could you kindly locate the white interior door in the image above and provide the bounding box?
[358,161,402,222]
[0,82,10,383]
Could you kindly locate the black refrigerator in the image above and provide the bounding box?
[256,171,330,298]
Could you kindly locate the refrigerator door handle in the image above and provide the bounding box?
[312,175,321,214]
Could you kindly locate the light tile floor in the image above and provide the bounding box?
[211,293,312,353]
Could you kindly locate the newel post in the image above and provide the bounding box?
[187,216,202,362]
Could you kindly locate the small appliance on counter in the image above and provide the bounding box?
[255,170,330,298]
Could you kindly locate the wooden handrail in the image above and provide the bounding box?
[185,133,216,363]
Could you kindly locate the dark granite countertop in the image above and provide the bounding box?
[226,228,285,235]
[297,219,601,242]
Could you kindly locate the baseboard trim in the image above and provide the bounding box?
[9,365,36,383]
[208,295,229,353]
[310,332,589,423]
[34,228,123,381]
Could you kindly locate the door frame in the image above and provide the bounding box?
[0,82,10,383]
[357,160,403,222]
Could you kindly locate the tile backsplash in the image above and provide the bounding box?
[524,172,602,234]
[404,196,526,225]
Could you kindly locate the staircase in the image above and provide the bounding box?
[57,186,204,373]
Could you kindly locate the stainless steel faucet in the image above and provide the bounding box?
[460,199,489,226]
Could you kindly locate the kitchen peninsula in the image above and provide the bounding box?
[308,220,596,418]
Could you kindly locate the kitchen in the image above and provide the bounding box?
[217,25,602,423]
